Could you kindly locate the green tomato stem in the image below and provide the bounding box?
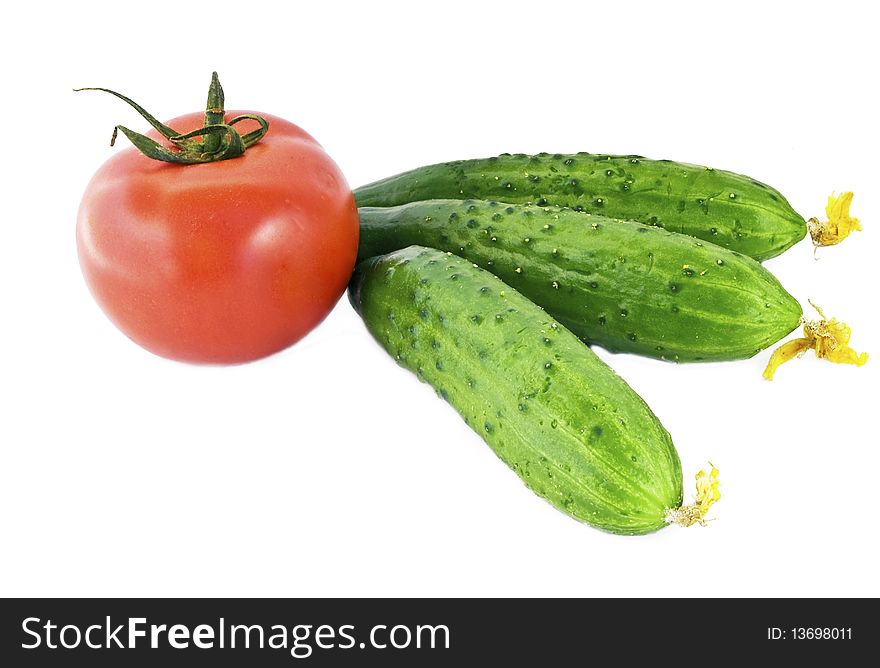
[202,72,225,155]
[74,72,269,164]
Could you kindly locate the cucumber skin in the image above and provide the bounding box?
[358,200,804,362]
[354,153,807,262]
[349,245,683,535]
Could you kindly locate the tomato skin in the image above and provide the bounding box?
[77,111,359,364]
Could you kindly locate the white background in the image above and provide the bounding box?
[2,1,877,597]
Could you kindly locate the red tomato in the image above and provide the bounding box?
[76,111,359,363]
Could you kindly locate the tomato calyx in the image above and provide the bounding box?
[74,72,269,164]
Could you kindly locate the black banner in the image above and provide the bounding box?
[0,598,871,665]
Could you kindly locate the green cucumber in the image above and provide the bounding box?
[358,200,803,362]
[354,152,807,261]
[350,245,688,535]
